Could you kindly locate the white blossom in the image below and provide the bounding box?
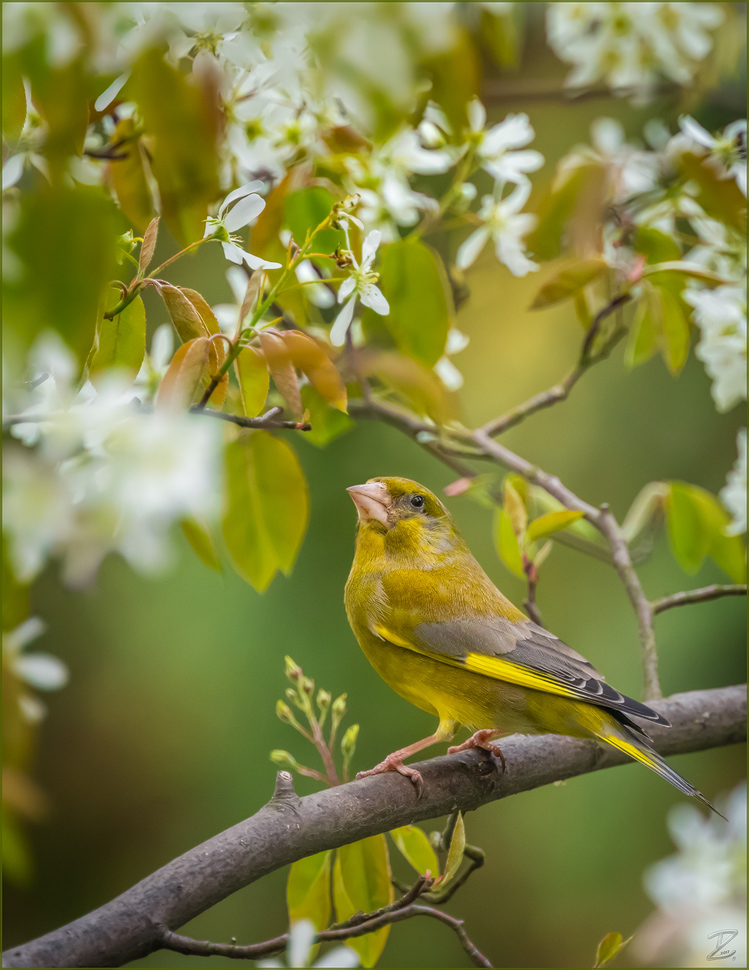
[257,919,359,969]
[679,116,747,196]
[547,3,724,98]
[434,328,470,391]
[330,230,389,346]
[635,783,747,968]
[721,429,747,537]
[204,182,282,270]
[3,617,68,724]
[456,181,538,275]
[684,285,747,412]
[464,100,543,184]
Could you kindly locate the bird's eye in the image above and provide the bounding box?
[410,495,425,509]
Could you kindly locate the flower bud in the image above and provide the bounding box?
[301,676,315,695]
[276,700,294,724]
[341,723,359,765]
[270,749,298,768]
[285,688,297,702]
[332,693,347,718]
[284,655,303,683]
[316,689,331,712]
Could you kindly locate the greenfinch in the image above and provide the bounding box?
[344,476,720,815]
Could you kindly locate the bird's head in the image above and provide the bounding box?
[346,477,451,536]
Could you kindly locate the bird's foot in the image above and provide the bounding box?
[356,755,424,796]
[448,730,506,773]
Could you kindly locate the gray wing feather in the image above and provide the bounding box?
[413,616,670,727]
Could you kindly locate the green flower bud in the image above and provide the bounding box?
[341,723,359,766]
[276,700,294,724]
[301,676,315,695]
[284,655,303,683]
[316,690,331,711]
[332,693,347,718]
[270,749,298,769]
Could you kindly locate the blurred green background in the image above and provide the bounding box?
[5,18,747,970]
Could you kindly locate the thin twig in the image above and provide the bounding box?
[652,584,747,615]
[482,292,630,437]
[188,406,311,431]
[522,557,543,626]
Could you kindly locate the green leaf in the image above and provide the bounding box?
[594,931,633,968]
[480,5,521,68]
[422,29,480,133]
[130,49,220,244]
[108,118,155,233]
[390,825,439,879]
[90,295,146,381]
[527,161,604,261]
[300,385,353,448]
[530,258,608,310]
[283,187,342,254]
[631,227,682,264]
[5,186,120,361]
[439,812,465,889]
[157,283,209,343]
[494,507,524,579]
[334,836,393,967]
[222,432,309,591]
[287,849,333,936]
[375,240,451,367]
[625,296,657,368]
[2,51,27,142]
[236,347,270,418]
[666,482,747,581]
[156,337,210,411]
[180,518,222,573]
[635,282,690,376]
[679,152,746,233]
[644,262,729,288]
[31,56,89,182]
[527,509,585,543]
[503,479,527,540]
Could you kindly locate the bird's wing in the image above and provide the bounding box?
[372,615,669,727]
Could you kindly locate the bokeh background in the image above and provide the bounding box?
[3,4,746,968]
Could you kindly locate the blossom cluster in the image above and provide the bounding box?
[547,2,725,98]
[636,782,747,967]
[3,332,222,586]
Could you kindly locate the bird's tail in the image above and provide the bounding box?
[594,719,726,820]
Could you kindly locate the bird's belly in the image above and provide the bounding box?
[357,634,537,734]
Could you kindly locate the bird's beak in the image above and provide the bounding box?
[347,482,391,527]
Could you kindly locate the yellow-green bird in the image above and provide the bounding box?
[345,476,720,816]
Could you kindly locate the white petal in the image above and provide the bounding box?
[314,945,361,967]
[330,297,356,346]
[218,180,265,216]
[94,71,130,112]
[446,328,469,354]
[434,356,464,391]
[226,266,249,304]
[222,242,244,264]
[360,284,389,316]
[679,115,715,149]
[2,153,25,191]
[467,98,486,132]
[591,117,624,155]
[361,230,382,268]
[15,653,69,691]
[242,251,282,270]
[338,277,356,303]
[150,323,174,368]
[456,227,490,269]
[224,193,266,232]
[288,919,316,969]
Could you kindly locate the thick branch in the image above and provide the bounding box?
[4,686,745,969]
[652,584,747,615]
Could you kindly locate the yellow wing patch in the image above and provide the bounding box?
[463,653,578,699]
[372,624,580,701]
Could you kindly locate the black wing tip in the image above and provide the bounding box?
[620,693,671,727]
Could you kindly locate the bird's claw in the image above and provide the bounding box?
[356,756,425,797]
[448,730,506,774]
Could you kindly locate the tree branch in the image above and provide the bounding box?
[481,293,631,438]
[652,584,747,615]
[4,686,745,969]
[188,405,311,432]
